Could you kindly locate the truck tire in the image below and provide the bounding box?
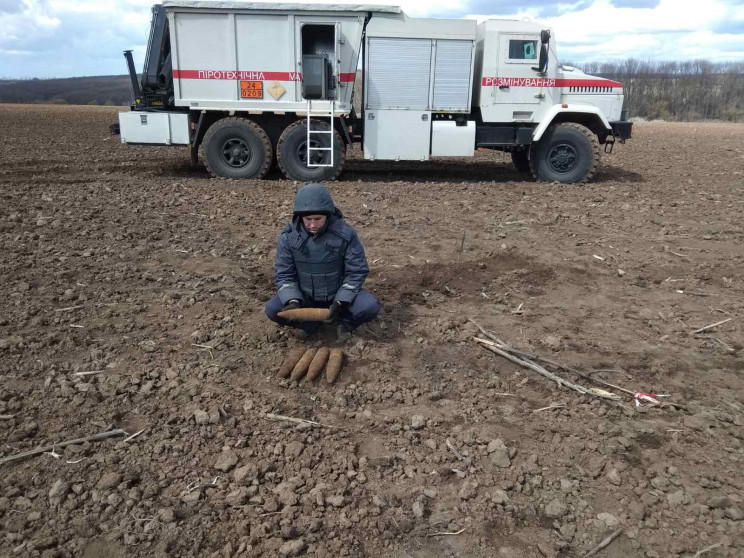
[530,123,600,183]
[277,120,345,182]
[511,150,531,173]
[200,117,272,179]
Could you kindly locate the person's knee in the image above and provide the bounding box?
[352,293,381,321]
[265,298,282,321]
[366,297,381,319]
[265,304,277,321]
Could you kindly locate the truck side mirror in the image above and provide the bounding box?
[532,29,550,74]
[532,43,549,75]
[539,43,548,72]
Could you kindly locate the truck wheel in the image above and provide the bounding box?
[511,150,531,173]
[200,117,272,179]
[530,123,600,183]
[277,120,345,182]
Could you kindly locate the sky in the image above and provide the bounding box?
[1,0,743,79]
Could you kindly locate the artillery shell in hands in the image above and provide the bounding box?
[325,348,344,384]
[277,308,331,322]
[290,347,318,381]
[306,347,330,381]
[277,347,306,379]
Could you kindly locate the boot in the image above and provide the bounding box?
[336,323,352,341]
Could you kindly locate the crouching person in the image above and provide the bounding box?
[265,183,380,339]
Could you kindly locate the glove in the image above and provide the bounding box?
[283,299,301,311]
[323,300,348,324]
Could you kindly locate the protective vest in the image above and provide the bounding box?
[275,207,368,305]
[288,222,350,302]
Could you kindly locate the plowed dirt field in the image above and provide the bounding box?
[1,104,743,558]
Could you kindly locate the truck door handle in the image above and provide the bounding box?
[499,86,510,90]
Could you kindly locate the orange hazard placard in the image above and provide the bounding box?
[240,80,263,99]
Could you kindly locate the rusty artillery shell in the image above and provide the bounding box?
[325,348,344,384]
[306,347,330,381]
[290,347,318,381]
[277,308,331,322]
[277,347,306,379]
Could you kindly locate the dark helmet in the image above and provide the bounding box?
[293,183,335,215]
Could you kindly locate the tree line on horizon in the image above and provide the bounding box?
[0,75,133,107]
[569,59,744,122]
[1,59,742,122]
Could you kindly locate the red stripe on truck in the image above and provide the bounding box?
[481,77,622,88]
[173,69,356,82]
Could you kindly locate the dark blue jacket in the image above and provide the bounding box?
[274,209,369,305]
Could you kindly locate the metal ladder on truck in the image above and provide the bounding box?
[305,99,335,168]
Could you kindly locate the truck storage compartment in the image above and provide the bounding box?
[363,110,431,161]
[363,13,475,161]
[364,14,476,112]
[301,24,336,100]
[162,1,381,112]
[119,111,190,145]
[432,40,474,111]
[366,38,431,110]
[431,120,475,157]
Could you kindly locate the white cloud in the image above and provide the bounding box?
[541,0,729,43]
[0,48,34,55]
[563,33,661,57]
[0,0,153,77]
[678,30,744,60]
[1,0,743,77]
[397,0,462,17]
[468,0,744,61]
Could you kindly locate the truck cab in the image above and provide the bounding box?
[476,19,561,124]
[473,19,630,181]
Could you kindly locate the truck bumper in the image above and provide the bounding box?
[610,120,632,141]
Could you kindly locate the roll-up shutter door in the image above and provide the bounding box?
[367,38,432,110]
[433,40,473,111]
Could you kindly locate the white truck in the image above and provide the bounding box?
[117,1,632,183]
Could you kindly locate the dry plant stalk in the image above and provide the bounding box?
[265,413,320,426]
[692,317,732,335]
[583,528,623,557]
[290,348,318,381]
[691,542,722,558]
[474,337,621,401]
[264,413,342,430]
[123,429,145,443]
[277,347,306,378]
[72,370,105,377]
[0,429,127,466]
[277,308,330,322]
[470,317,685,410]
[325,348,344,384]
[428,527,467,537]
[445,438,464,460]
[306,347,331,381]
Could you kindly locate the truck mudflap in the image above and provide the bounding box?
[610,120,632,141]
